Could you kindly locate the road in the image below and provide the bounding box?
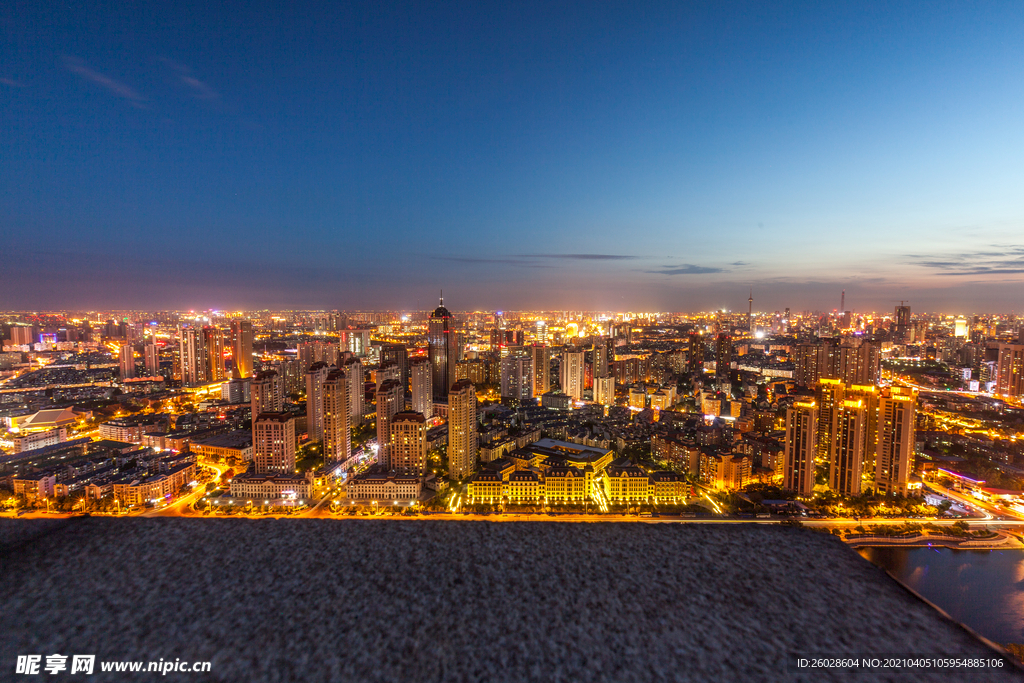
[142,460,229,517]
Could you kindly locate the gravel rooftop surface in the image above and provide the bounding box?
[0,518,1018,683]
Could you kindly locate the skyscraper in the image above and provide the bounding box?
[376,379,404,469]
[560,348,585,401]
[997,342,1024,398]
[305,361,330,442]
[594,376,615,406]
[230,320,254,378]
[323,368,351,463]
[379,343,409,390]
[179,326,207,387]
[428,295,458,399]
[447,379,477,480]
[784,401,817,496]
[814,378,844,462]
[532,345,551,397]
[144,341,160,376]
[714,333,731,377]
[410,357,433,419]
[119,344,135,380]
[376,361,401,390]
[390,411,427,474]
[875,387,917,495]
[339,329,371,357]
[592,339,610,380]
[298,340,338,374]
[253,413,296,473]
[894,304,911,342]
[688,333,704,374]
[203,326,225,382]
[251,370,284,418]
[829,399,866,495]
[500,352,533,404]
[343,356,365,425]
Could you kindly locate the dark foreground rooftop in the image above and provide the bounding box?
[1,519,1018,682]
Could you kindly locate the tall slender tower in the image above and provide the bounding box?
[251,370,284,419]
[560,348,585,401]
[532,345,552,397]
[343,356,365,426]
[875,387,917,494]
[829,399,866,495]
[144,341,160,376]
[428,293,458,399]
[748,290,753,331]
[203,326,225,382]
[179,326,207,387]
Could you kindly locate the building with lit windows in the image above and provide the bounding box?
[875,387,917,495]
[251,370,284,419]
[230,320,254,378]
[253,412,297,473]
[544,465,587,502]
[467,470,503,502]
[347,471,422,501]
[500,352,533,404]
[305,361,330,442]
[410,357,433,419]
[603,464,650,502]
[228,471,312,501]
[323,368,351,462]
[997,342,1024,398]
[560,348,585,401]
[532,345,551,396]
[784,401,817,496]
[447,379,478,480]
[376,379,404,469]
[428,296,459,399]
[343,356,365,425]
[505,469,541,502]
[390,411,427,474]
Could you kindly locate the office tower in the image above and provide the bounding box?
[376,379,403,469]
[203,326,225,382]
[343,356,365,425]
[894,304,911,342]
[119,344,135,380]
[534,320,549,345]
[829,399,866,495]
[298,341,338,373]
[410,357,433,419]
[379,343,409,389]
[305,361,330,442]
[875,387,917,494]
[428,295,459,399]
[323,368,351,462]
[814,379,844,461]
[784,401,817,496]
[144,341,160,376]
[376,361,401,390]
[253,413,297,473]
[339,329,371,357]
[560,348,585,401]
[532,345,552,397]
[230,320,254,378]
[251,370,284,419]
[390,411,427,474]
[179,326,207,387]
[997,342,1024,397]
[688,333,704,373]
[714,333,731,376]
[500,352,533,403]
[448,379,478,480]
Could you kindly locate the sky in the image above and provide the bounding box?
[2,1,1023,313]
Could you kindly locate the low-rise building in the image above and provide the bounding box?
[505,469,542,502]
[544,465,587,502]
[228,470,313,501]
[603,464,651,502]
[347,471,422,502]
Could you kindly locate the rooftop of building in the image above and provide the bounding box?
[0,520,1016,682]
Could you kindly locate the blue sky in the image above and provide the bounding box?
[2,1,1023,312]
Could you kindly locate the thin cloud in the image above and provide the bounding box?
[0,77,24,87]
[515,254,637,261]
[64,56,146,103]
[160,57,218,99]
[646,264,724,275]
[909,246,1024,277]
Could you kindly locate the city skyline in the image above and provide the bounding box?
[3,2,1024,311]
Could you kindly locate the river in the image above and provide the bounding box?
[858,546,1024,646]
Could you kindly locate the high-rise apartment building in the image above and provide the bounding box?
[714,333,731,377]
[428,296,458,399]
[875,387,917,494]
[997,343,1024,398]
[592,339,611,379]
[688,333,704,374]
[376,379,403,469]
[323,368,351,462]
[500,352,533,403]
[560,348,585,401]
[230,320,254,378]
[894,304,911,342]
[119,344,135,380]
[179,326,207,387]
[448,379,477,480]
[251,370,284,418]
[343,356,365,425]
[784,401,817,496]
[305,361,330,442]
[339,329,371,357]
[253,413,297,473]
[144,341,160,376]
[829,399,866,495]
[376,361,401,390]
[390,411,427,474]
[379,343,409,389]
[532,345,551,397]
[410,357,433,419]
[298,341,338,374]
[203,326,225,382]
[594,376,615,406]
[814,378,844,461]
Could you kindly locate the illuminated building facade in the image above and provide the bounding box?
[323,368,351,462]
[447,379,477,480]
[253,412,297,473]
[784,401,817,496]
[428,296,458,399]
[390,411,427,474]
[376,379,403,469]
[305,361,330,442]
[410,357,433,419]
